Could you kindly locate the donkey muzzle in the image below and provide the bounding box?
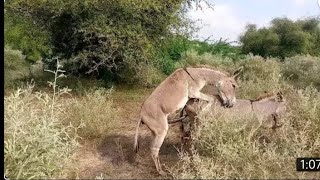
[223,100,233,108]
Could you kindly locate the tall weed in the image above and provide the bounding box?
[4,60,80,179]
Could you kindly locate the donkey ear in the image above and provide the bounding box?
[232,66,244,79]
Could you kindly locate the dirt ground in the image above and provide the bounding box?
[69,86,184,179]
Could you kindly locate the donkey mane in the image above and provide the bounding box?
[253,92,275,101]
[190,64,231,76]
[251,91,284,102]
[250,91,284,102]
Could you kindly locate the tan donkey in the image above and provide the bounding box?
[133,66,243,175]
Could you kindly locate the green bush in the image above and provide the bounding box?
[193,39,244,60]
[4,46,30,84]
[115,61,167,87]
[157,37,244,75]
[135,65,167,87]
[234,55,284,99]
[281,55,320,89]
[159,56,176,75]
[162,36,192,62]
[175,50,235,72]
[4,11,51,62]
[240,17,320,58]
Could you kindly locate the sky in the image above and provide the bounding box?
[188,0,320,43]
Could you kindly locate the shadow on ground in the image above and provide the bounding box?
[94,126,182,178]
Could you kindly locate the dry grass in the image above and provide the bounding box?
[282,55,320,89]
[165,52,320,179]
[168,86,320,179]
[64,88,120,139]
[4,59,120,179]
[4,53,320,179]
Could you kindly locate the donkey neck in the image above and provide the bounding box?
[187,68,228,85]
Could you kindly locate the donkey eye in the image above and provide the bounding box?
[232,84,236,88]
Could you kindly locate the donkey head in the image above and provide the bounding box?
[215,66,243,108]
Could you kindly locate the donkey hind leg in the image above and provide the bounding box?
[150,120,168,175]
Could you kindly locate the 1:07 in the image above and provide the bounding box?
[297,158,320,171]
[301,159,320,169]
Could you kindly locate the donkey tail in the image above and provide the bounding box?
[133,118,142,153]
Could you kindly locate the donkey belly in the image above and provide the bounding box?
[176,96,189,110]
[163,84,189,113]
[161,96,188,115]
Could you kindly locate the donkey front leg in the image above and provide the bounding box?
[189,91,215,102]
[189,92,214,112]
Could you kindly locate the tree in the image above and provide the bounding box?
[5,0,211,83]
[240,17,320,58]
[4,11,51,63]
